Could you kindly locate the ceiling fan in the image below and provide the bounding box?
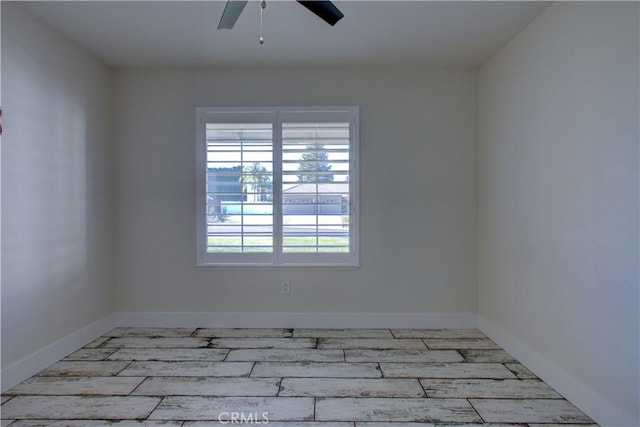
[217,0,344,30]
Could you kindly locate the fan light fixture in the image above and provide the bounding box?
[217,0,344,46]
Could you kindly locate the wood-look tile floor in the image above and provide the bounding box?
[1,328,597,426]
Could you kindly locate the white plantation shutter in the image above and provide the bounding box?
[196,107,359,267]
[206,123,274,252]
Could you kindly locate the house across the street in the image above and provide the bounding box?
[282,182,349,215]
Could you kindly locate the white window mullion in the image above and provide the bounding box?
[349,116,359,262]
[315,181,320,253]
[273,112,284,264]
[240,135,245,252]
[196,115,208,262]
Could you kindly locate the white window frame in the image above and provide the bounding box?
[196,106,359,268]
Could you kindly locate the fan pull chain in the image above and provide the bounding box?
[259,0,266,45]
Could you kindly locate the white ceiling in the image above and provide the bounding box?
[20,1,550,68]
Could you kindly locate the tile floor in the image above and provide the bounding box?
[1,328,597,426]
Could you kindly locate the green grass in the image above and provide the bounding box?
[207,235,349,253]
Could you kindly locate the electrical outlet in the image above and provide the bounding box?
[281,280,291,295]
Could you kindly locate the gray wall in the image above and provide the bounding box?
[478,2,639,423]
[114,67,478,315]
[1,3,115,368]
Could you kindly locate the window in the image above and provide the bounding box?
[196,107,359,267]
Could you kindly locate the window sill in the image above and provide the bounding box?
[196,263,360,271]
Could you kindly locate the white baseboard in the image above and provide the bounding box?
[115,311,477,329]
[1,314,116,393]
[478,316,639,427]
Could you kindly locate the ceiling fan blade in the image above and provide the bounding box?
[217,0,248,30]
[296,1,344,26]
